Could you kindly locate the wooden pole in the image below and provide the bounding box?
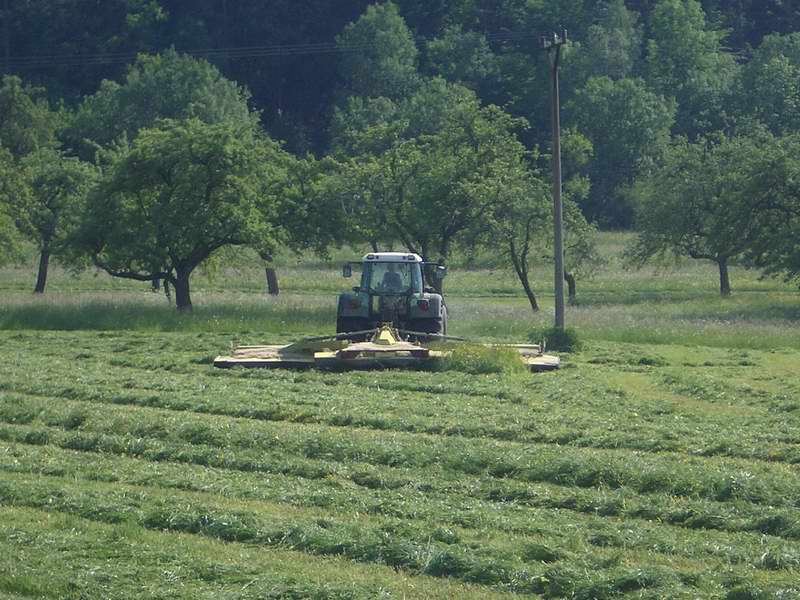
[542,30,568,331]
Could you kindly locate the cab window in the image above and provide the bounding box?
[363,262,422,294]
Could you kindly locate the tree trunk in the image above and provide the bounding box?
[520,274,540,312]
[33,247,50,294]
[564,271,576,305]
[174,268,192,311]
[508,240,539,312]
[265,267,279,295]
[718,257,731,296]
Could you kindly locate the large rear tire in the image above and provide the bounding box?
[408,306,447,336]
[336,317,371,340]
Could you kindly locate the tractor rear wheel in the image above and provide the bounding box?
[408,307,446,336]
[336,317,370,340]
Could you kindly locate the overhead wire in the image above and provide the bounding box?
[0,30,532,70]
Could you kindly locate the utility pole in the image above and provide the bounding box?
[541,30,568,331]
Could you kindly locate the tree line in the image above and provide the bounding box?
[1,1,799,309]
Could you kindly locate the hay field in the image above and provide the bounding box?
[1,233,798,598]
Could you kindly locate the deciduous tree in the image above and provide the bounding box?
[568,76,675,226]
[570,0,643,82]
[77,118,290,311]
[644,0,737,136]
[742,134,800,284]
[332,79,529,284]
[9,148,98,293]
[335,2,420,101]
[0,148,22,265]
[0,75,60,157]
[731,33,800,136]
[479,164,551,312]
[627,132,770,295]
[66,49,255,158]
[424,26,501,100]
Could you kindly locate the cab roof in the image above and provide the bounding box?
[362,252,423,263]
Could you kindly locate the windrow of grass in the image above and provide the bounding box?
[4,436,800,554]
[3,452,800,599]
[0,505,511,600]
[2,391,800,511]
[2,327,799,598]
[1,334,798,468]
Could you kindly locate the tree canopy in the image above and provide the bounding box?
[0,75,60,158]
[732,33,800,136]
[332,79,530,266]
[742,134,800,284]
[0,1,797,230]
[335,2,420,102]
[644,0,738,136]
[569,76,675,226]
[77,118,291,310]
[2,0,799,307]
[0,148,22,265]
[66,49,255,158]
[12,148,98,293]
[627,131,773,295]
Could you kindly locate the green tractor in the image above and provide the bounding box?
[336,252,447,338]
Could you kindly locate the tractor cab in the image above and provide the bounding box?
[361,259,423,295]
[337,252,447,337]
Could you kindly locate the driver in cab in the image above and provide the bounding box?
[381,264,405,292]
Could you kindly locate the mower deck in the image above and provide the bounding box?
[213,326,560,372]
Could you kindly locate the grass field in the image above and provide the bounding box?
[1,234,799,598]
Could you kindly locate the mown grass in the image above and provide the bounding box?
[1,329,800,598]
[0,233,798,598]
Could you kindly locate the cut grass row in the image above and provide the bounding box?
[2,336,799,469]
[0,506,509,600]
[2,329,799,598]
[4,436,800,554]
[3,389,800,509]
[3,393,800,551]
[2,446,800,598]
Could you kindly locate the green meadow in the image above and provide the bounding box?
[1,233,799,598]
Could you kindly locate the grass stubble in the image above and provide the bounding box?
[0,233,798,598]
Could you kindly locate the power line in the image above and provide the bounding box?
[0,31,531,70]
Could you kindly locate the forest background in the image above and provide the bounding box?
[1,0,800,310]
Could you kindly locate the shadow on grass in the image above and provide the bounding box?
[0,300,335,334]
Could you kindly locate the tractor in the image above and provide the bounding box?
[336,252,447,338]
[213,251,559,371]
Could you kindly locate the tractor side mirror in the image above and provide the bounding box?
[343,264,352,278]
[434,265,447,280]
